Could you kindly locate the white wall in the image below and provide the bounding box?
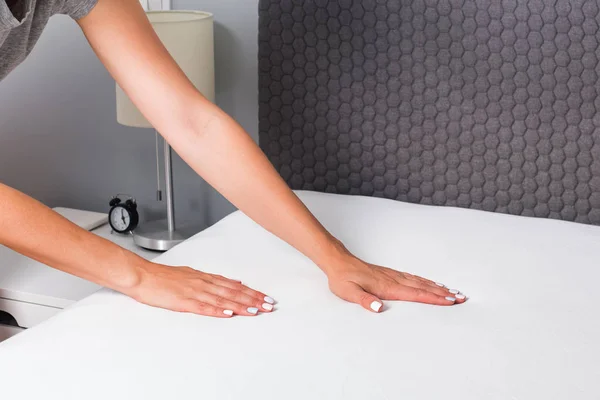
[0,0,259,228]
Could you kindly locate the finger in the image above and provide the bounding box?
[402,274,468,303]
[393,271,446,289]
[332,281,384,313]
[201,293,266,316]
[385,285,459,306]
[180,300,234,318]
[397,274,468,303]
[204,284,274,313]
[447,289,468,303]
[207,277,276,308]
[388,271,467,302]
[398,279,466,303]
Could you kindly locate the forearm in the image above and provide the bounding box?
[0,182,145,291]
[162,103,350,272]
[77,0,350,272]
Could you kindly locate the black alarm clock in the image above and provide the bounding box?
[108,195,139,234]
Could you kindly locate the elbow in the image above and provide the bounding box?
[163,97,223,144]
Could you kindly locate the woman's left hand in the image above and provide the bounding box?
[324,254,467,313]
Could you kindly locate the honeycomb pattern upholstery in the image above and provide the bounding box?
[258,0,600,224]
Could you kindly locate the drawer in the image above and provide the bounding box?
[0,297,61,328]
[0,324,24,342]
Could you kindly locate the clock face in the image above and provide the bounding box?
[110,206,131,232]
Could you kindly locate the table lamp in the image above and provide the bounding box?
[116,10,215,251]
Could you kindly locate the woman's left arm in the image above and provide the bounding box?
[78,0,465,312]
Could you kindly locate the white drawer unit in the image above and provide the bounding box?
[0,209,158,338]
[0,298,61,329]
[0,324,23,341]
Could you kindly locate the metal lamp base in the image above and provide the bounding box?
[133,220,200,251]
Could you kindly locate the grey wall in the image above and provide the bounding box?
[0,0,259,228]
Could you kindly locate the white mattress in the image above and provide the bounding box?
[1,191,599,399]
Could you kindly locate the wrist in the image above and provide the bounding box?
[104,249,147,295]
[312,235,356,276]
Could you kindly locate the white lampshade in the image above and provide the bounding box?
[116,11,215,128]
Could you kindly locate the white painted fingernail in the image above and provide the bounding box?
[370,301,383,312]
[223,310,233,316]
[262,303,273,311]
[247,307,259,314]
[264,296,275,304]
[456,294,466,300]
[445,297,456,302]
[449,289,460,294]
[435,282,446,287]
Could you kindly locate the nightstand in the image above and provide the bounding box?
[0,223,158,340]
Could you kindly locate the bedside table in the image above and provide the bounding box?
[0,223,159,339]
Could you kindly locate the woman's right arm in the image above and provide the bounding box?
[0,182,274,317]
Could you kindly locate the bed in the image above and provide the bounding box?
[0,190,599,399]
[1,0,599,397]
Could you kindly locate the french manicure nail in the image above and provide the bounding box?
[223,310,234,316]
[247,307,259,315]
[455,294,466,300]
[449,289,460,294]
[262,303,274,311]
[445,296,456,302]
[264,296,275,304]
[370,301,383,312]
[435,282,446,287]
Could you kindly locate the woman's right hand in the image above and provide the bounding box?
[0,183,271,319]
[126,262,275,317]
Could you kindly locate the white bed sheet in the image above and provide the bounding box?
[1,191,599,399]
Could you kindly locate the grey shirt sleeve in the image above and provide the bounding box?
[59,0,99,20]
[0,0,23,29]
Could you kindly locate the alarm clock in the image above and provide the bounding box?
[108,195,139,234]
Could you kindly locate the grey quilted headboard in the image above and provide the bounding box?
[258,0,600,225]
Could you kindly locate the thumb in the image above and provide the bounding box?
[331,280,384,313]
